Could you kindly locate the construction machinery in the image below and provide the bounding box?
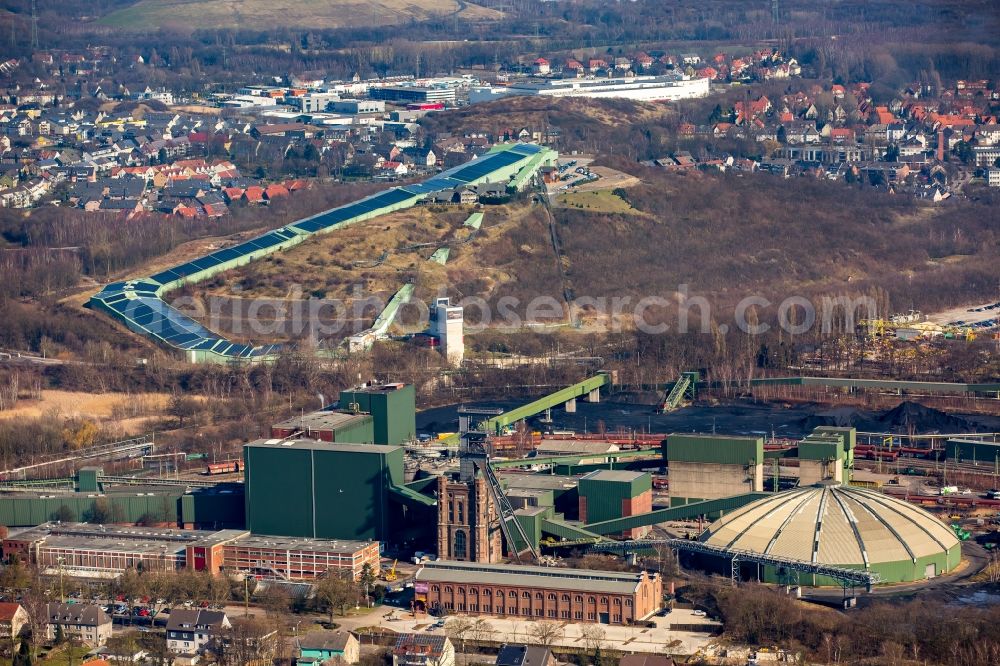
[382,559,398,582]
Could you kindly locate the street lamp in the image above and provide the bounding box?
[243,571,251,617]
[57,557,65,603]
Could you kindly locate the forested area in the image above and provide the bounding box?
[687,582,1000,666]
[0,179,386,299]
[554,164,1000,315]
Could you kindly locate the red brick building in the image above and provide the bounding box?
[414,560,662,625]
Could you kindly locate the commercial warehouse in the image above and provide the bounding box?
[2,522,380,581]
[223,535,379,581]
[469,74,710,104]
[0,481,245,529]
[414,560,662,625]
[2,523,247,578]
[89,143,556,363]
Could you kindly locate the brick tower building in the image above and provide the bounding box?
[436,471,502,563]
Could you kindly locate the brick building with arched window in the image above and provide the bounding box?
[414,560,662,625]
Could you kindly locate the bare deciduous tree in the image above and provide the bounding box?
[528,621,563,648]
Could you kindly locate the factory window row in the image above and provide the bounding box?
[430,585,609,606]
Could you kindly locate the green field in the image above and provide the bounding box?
[555,189,638,215]
[101,0,501,30]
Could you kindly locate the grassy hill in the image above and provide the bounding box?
[195,166,998,340]
[100,0,502,31]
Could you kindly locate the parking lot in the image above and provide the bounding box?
[926,300,1000,330]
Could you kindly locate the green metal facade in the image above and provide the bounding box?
[812,426,856,471]
[584,493,768,535]
[947,438,1000,465]
[0,486,244,528]
[76,467,101,492]
[733,543,963,585]
[331,417,376,444]
[244,442,404,541]
[797,438,843,462]
[663,434,764,465]
[578,471,650,524]
[718,376,1000,396]
[338,385,416,445]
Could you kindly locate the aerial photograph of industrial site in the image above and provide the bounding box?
[0,0,998,664]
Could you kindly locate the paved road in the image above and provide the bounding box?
[800,540,989,609]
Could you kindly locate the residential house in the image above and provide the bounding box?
[987,167,1000,188]
[391,634,454,666]
[45,603,112,647]
[263,184,289,200]
[494,645,556,666]
[587,59,607,73]
[98,198,144,217]
[380,161,408,176]
[886,123,906,143]
[563,59,584,75]
[166,609,231,654]
[531,58,550,76]
[243,186,265,204]
[782,121,820,145]
[0,603,27,647]
[296,630,360,665]
[402,147,436,167]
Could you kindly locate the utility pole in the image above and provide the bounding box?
[30,0,39,50]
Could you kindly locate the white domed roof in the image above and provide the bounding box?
[699,483,959,568]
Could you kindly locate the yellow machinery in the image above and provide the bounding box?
[382,559,398,582]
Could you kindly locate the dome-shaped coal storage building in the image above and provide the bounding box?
[696,482,961,584]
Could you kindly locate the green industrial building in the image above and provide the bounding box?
[0,471,244,529]
[337,383,416,446]
[578,470,652,538]
[947,438,1000,467]
[270,383,416,446]
[697,482,961,585]
[243,438,434,545]
[663,434,765,505]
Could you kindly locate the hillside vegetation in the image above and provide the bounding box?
[551,165,998,315]
[100,0,501,31]
[186,164,998,341]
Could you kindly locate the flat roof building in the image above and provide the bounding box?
[2,523,247,578]
[271,410,374,443]
[370,86,456,104]
[414,560,661,625]
[2,522,379,582]
[663,434,764,505]
[470,75,710,104]
[223,534,379,581]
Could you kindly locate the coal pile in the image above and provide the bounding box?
[873,401,977,434]
[797,400,984,434]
